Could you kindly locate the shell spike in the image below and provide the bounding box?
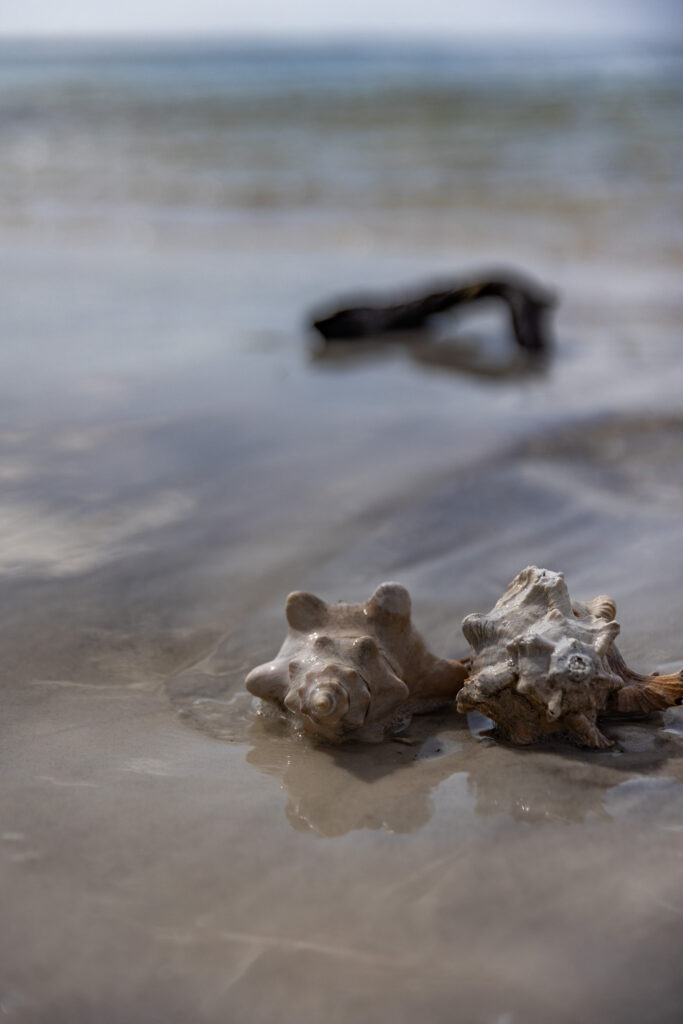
[245,662,288,704]
[547,691,563,720]
[367,582,411,620]
[285,591,329,632]
[565,713,613,749]
[585,595,617,622]
[352,635,379,666]
[462,613,497,651]
[594,620,620,657]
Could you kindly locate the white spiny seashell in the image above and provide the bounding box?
[457,566,683,748]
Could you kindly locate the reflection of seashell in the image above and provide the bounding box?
[246,582,467,743]
[456,566,683,748]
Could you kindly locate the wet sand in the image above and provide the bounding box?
[2,230,683,1023]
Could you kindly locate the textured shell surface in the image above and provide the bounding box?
[245,582,467,743]
[456,566,683,748]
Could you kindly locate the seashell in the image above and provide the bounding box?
[246,582,468,743]
[456,566,683,748]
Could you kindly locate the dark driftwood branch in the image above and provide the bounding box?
[311,272,557,352]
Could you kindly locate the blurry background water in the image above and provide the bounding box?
[2,39,681,257]
[2,35,683,1024]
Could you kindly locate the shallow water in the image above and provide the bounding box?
[2,39,683,1024]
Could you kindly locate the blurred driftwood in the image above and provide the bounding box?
[311,272,556,352]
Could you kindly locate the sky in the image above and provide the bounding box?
[0,0,681,40]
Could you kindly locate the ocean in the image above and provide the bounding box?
[1,38,681,255]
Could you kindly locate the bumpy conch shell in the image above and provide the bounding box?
[456,566,683,748]
[246,582,467,743]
